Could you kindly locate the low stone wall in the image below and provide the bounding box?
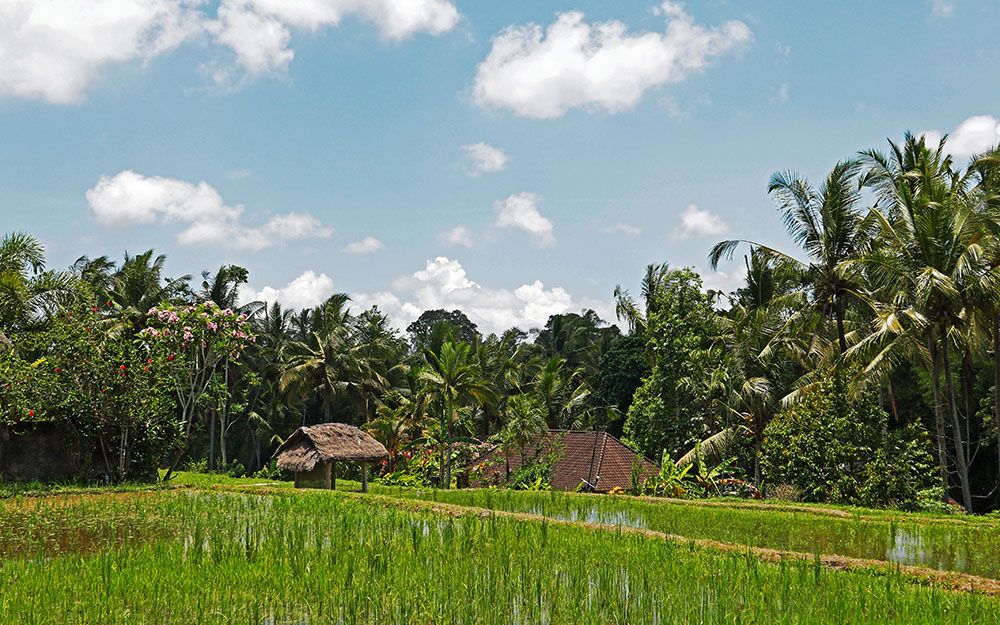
[0,423,91,482]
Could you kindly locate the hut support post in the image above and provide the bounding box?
[331,461,336,490]
[324,460,332,490]
[361,462,368,493]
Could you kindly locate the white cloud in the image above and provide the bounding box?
[351,256,607,334]
[462,142,509,176]
[920,115,1000,161]
[930,0,956,17]
[675,203,727,238]
[227,169,252,179]
[0,0,203,104]
[342,236,384,254]
[440,225,474,247]
[772,82,789,104]
[85,170,333,250]
[0,0,459,102]
[210,0,459,78]
[775,42,791,59]
[242,270,335,310]
[698,264,747,299]
[473,2,752,119]
[494,192,554,246]
[603,222,642,236]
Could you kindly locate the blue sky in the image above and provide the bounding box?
[3,0,999,333]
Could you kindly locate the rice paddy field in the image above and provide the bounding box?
[378,486,1000,579]
[2,480,999,624]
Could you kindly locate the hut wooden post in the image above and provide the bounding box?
[323,460,332,489]
[361,462,368,493]
[331,461,337,490]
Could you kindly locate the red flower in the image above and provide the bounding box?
[27,409,35,418]
[147,358,153,365]
[167,354,175,362]
[54,367,61,374]
[105,301,112,307]
[119,365,126,370]
[143,365,150,373]
[91,306,98,312]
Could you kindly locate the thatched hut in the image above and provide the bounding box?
[272,423,387,492]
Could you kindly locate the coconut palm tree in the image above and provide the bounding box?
[419,341,495,488]
[279,316,390,426]
[614,263,672,335]
[105,250,190,334]
[0,232,75,332]
[710,159,870,355]
[851,133,997,510]
[198,264,249,309]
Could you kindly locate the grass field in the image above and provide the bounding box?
[2,478,1000,624]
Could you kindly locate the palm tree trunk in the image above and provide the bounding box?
[940,323,973,511]
[927,330,951,496]
[834,296,848,354]
[887,378,900,424]
[994,317,1000,490]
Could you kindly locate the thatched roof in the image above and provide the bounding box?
[272,423,387,473]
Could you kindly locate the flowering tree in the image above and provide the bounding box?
[0,308,176,482]
[139,302,255,480]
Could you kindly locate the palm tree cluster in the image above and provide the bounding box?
[0,243,627,486]
[3,132,1000,511]
[706,134,1000,511]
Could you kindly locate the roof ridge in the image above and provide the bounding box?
[594,432,609,486]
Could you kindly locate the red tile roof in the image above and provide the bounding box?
[468,430,658,492]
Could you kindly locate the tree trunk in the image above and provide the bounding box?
[208,408,216,471]
[927,330,951,496]
[834,296,848,354]
[219,414,227,467]
[994,316,1000,493]
[940,323,973,511]
[887,378,900,424]
[752,423,763,490]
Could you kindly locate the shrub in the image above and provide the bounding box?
[761,376,936,508]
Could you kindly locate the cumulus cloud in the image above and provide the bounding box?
[0,0,203,104]
[242,270,335,310]
[930,0,956,17]
[350,256,607,334]
[209,0,460,78]
[494,192,554,246]
[921,115,1000,161]
[440,225,474,247]
[473,1,752,119]
[85,170,333,250]
[342,236,384,254]
[602,222,642,236]
[0,0,459,102]
[463,142,509,176]
[675,203,727,238]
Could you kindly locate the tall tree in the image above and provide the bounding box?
[419,341,494,488]
[710,159,869,354]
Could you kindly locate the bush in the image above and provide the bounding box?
[761,376,936,508]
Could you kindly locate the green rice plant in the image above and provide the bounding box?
[1,489,997,624]
[376,486,1000,579]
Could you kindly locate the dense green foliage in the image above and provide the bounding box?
[3,132,1000,513]
[761,377,937,508]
